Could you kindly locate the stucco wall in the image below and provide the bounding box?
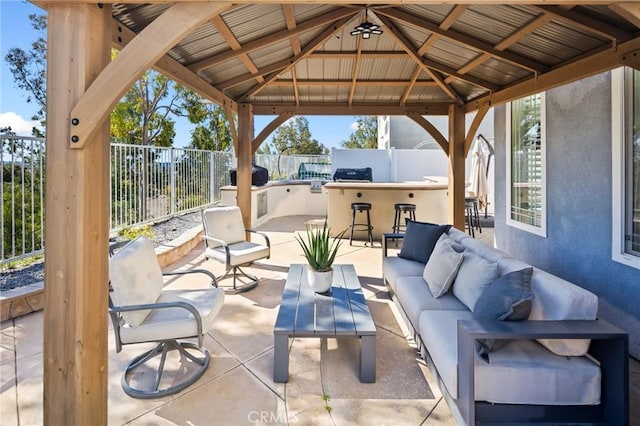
[494,71,640,359]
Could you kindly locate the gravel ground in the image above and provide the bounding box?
[0,212,203,292]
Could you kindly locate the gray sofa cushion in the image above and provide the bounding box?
[383,256,424,293]
[398,221,451,264]
[452,251,499,311]
[394,276,467,332]
[423,234,464,298]
[473,268,534,355]
[418,309,601,405]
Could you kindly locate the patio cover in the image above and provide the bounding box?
[36,1,640,424]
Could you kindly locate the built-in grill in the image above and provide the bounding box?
[332,167,373,182]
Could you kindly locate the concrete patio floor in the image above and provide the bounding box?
[2,216,638,425]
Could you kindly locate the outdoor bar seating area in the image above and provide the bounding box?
[2,1,640,425]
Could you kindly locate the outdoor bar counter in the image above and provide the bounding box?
[325,177,449,242]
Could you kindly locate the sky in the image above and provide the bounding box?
[0,1,359,149]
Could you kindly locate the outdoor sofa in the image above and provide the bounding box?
[382,222,628,425]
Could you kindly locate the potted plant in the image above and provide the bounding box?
[296,220,346,294]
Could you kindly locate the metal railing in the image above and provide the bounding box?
[254,154,330,180]
[1,135,331,264]
[109,144,234,231]
[1,136,45,263]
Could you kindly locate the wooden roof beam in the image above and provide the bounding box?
[310,51,407,59]
[400,67,422,106]
[378,8,548,74]
[189,8,358,72]
[376,13,463,103]
[270,79,439,86]
[533,5,632,41]
[240,15,354,100]
[111,18,235,111]
[455,14,553,76]
[282,4,302,55]
[465,34,640,112]
[211,15,264,85]
[252,103,451,116]
[609,2,640,29]
[70,2,231,148]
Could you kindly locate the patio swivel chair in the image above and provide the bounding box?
[201,206,271,293]
[108,236,224,399]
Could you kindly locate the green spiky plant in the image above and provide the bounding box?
[296,220,346,272]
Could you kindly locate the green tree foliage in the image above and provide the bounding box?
[110,69,178,147]
[256,143,274,155]
[4,14,47,124]
[340,116,378,149]
[177,88,234,151]
[271,116,328,155]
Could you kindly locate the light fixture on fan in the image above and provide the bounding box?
[350,8,383,39]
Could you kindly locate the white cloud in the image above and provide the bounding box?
[350,121,360,131]
[0,112,42,135]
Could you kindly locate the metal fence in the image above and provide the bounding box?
[1,136,45,263]
[1,135,331,264]
[254,154,330,180]
[109,143,234,231]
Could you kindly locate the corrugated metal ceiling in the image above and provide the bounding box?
[111,3,640,111]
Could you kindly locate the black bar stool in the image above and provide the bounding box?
[465,197,482,237]
[350,202,373,246]
[392,203,416,234]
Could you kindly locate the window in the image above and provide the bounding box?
[506,93,546,236]
[612,67,640,268]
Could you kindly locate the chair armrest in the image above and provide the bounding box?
[456,319,628,425]
[163,268,218,288]
[202,235,231,265]
[247,228,271,252]
[382,233,404,257]
[109,300,204,339]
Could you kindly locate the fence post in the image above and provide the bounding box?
[170,147,176,215]
[209,150,215,204]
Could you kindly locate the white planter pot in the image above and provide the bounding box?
[307,268,333,294]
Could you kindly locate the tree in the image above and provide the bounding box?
[340,116,378,149]
[4,14,47,124]
[177,88,234,151]
[271,116,327,155]
[110,68,178,147]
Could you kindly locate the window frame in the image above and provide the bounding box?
[505,92,547,237]
[611,67,640,269]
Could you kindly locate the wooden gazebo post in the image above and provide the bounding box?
[237,103,254,229]
[448,104,466,230]
[44,4,111,424]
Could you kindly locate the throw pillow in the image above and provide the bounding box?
[452,251,499,311]
[423,234,464,298]
[473,268,534,356]
[398,220,451,264]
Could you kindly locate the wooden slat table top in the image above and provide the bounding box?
[274,264,376,337]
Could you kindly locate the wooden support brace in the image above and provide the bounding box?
[69,2,229,149]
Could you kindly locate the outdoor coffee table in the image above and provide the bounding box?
[273,263,377,383]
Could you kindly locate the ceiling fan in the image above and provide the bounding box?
[350,8,383,40]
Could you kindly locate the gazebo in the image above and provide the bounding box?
[38,0,639,423]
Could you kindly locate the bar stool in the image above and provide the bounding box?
[350,202,373,246]
[392,203,416,234]
[465,197,482,237]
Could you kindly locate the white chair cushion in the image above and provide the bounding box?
[204,241,270,266]
[202,206,247,246]
[119,287,225,344]
[383,256,425,293]
[109,236,163,327]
